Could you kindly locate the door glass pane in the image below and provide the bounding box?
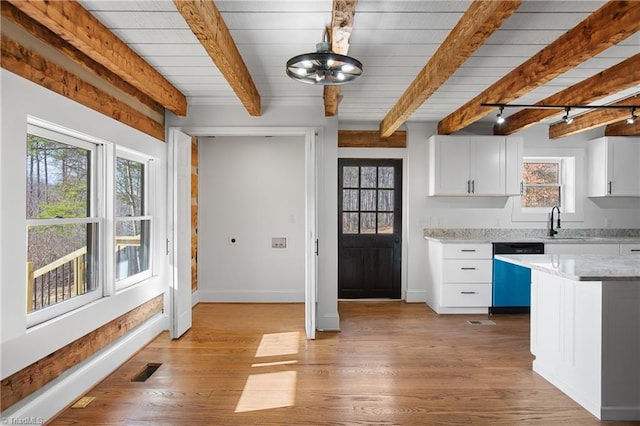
[360,213,376,234]
[342,213,359,234]
[361,167,377,188]
[378,167,394,188]
[343,166,359,188]
[378,190,394,211]
[360,190,376,211]
[342,189,359,211]
[378,213,394,234]
[26,135,90,219]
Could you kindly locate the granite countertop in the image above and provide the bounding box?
[495,254,640,281]
[423,228,640,244]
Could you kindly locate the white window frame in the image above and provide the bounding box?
[521,158,565,212]
[26,119,104,327]
[511,149,584,223]
[114,147,154,290]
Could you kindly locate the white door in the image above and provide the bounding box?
[168,129,192,339]
[305,130,317,339]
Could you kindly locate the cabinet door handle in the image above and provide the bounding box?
[460,249,476,252]
[471,180,475,194]
[460,291,477,294]
[461,267,477,270]
[630,249,640,252]
[608,181,612,194]
[520,181,524,195]
[467,180,471,193]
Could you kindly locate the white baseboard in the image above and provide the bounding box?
[191,289,200,307]
[317,312,340,331]
[198,289,304,303]
[1,313,168,423]
[405,289,427,303]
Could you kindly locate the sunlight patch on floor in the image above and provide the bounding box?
[255,331,300,357]
[251,360,298,368]
[234,371,297,413]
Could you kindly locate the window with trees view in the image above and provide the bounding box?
[26,124,100,320]
[522,160,562,209]
[115,155,151,287]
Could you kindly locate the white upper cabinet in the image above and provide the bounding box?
[428,135,522,196]
[587,137,640,197]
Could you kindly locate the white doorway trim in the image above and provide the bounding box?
[169,126,318,339]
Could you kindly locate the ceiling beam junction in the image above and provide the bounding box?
[438,1,640,135]
[6,0,187,117]
[324,0,358,117]
[379,0,521,138]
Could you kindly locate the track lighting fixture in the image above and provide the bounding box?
[562,107,574,124]
[482,103,640,126]
[496,106,505,124]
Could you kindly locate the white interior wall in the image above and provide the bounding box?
[198,136,306,302]
[0,70,168,420]
[166,104,340,330]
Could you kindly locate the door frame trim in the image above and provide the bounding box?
[169,126,318,339]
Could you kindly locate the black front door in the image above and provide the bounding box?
[338,159,402,299]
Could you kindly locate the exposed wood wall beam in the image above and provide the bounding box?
[605,118,640,137]
[1,34,165,140]
[494,53,640,135]
[1,295,163,411]
[338,130,406,148]
[438,1,640,135]
[379,0,521,138]
[1,2,164,123]
[6,0,187,117]
[174,0,260,116]
[548,95,640,139]
[324,0,358,117]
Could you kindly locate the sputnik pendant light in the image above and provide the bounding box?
[286,30,363,85]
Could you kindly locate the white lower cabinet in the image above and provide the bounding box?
[620,243,640,255]
[427,242,492,314]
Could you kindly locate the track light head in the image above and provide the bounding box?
[496,106,505,124]
[627,107,637,125]
[562,107,574,124]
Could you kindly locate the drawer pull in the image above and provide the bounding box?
[460,267,477,270]
[460,249,476,252]
[460,291,477,295]
[631,249,640,252]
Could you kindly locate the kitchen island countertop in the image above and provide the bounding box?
[495,253,640,281]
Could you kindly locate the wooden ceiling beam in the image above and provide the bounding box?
[1,2,165,121]
[604,118,640,137]
[6,0,187,117]
[548,95,640,139]
[494,53,640,135]
[379,0,521,138]
[324,0,358,117]
[174,0,260,116]
[438,1,640,135]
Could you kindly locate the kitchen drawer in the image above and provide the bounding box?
[443,259,492,282]
[620,244,640,255]
[442,243,492,259]
[442,284,492,307]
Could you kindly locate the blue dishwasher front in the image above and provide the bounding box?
[490,242,544,314]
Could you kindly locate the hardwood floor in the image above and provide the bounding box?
[51,302,633,425]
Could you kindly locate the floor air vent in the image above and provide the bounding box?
[132,363,162,382]
[467,320,496,325]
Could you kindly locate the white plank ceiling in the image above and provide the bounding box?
[79,0,639,124]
